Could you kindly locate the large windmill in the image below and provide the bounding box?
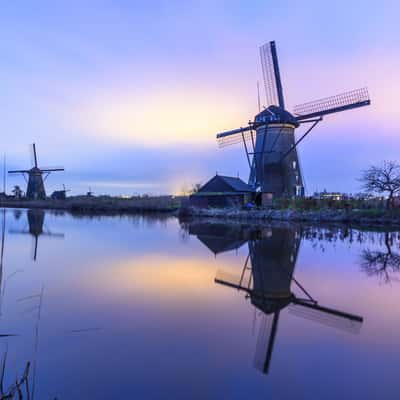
[8,144,64,200]
[217,41,371,200]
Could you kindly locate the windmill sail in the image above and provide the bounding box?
[216,127,254,148]
[260,41,285,108]
[8,169,31,174]
[254,312,279,374]
[294,88,370,121]
[288,302,362,334]
[40,167,65,172]
[32,143,38,168]
[215,41,287,148]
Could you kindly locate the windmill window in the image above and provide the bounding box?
[295,175,299,183]
[292,161,297,170]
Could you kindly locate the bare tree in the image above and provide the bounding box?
[359,161,400,209]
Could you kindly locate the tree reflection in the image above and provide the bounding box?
[287,225,400,283]
[361,232,400,283]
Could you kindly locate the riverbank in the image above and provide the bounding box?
[181,207,400,227]
[0,195,181,214]
[2,197,400,227]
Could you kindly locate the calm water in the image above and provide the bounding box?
[0,209,399,399]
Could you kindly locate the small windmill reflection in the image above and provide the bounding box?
[361,232,400,283]
[13,209,23,221]
[9,209,64,261]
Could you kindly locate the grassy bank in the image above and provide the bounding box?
[182,207,400,227]
[0,195,182,214]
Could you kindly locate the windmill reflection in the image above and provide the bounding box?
[187,221,363,375]
[0,210,45,398]
[9,209,64,261]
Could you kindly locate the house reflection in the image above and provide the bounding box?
[187,222,249,256]
[185,220,364,375]
[9,209,64,261]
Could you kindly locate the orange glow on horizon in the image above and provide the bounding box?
[81,254,241,303]
[65,85,253,147]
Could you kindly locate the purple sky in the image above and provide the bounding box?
[0,1,398,195]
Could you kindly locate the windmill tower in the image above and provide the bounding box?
[8,144,64,200]
[217,41,371,200]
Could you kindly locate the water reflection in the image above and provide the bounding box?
[300,226,400,283]
[184,220,364,375]
[186,222,249,255]
[9,209,64,261]
[0,355,31,399]
[0,289,45,399]
[0,210,398,398]
[0,209,47,399]
[360,232,400,283]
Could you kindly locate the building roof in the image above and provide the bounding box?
[218,175,253,192]
[196,175,253,194]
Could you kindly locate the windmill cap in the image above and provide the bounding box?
[29,167,42,173]
[255,105,299,127]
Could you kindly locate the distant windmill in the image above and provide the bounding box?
[50,184,71,200]
[8,144,64,200]
[9,209,64,261]
[217,41,371,199]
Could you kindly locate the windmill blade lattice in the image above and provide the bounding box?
[217,130,254,148]
[294,88,370,120]
[288,303,362,334]
[254,312,276,374]
[260,42,279,107]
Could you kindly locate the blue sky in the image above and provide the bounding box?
[0,0,399,195]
